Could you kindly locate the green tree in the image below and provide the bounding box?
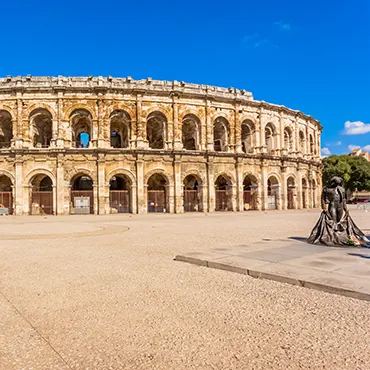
[322,155,370,194]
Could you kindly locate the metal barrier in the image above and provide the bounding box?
[110,190,130,213]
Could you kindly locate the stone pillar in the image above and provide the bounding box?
[97,99,108,148]
[56,154,65,215]
[136,94,147,149]
[259,111,267,153]
[281,171,287,210]
[14,157,24,215]
[51,119,58,147]
[207,156,215,211]
[279,115,286,156]
[131,184,137,214]
[136,155,146,213]
[56,95,65,147]
[235,104,242,153]
[52,185,57,215]
[236,158,244,211]
[261,160,268,210]
[97,154,106,214]
[174,155,183,213]
[15,95,24,148]
[91,119,98,148]
[173,97,182,150]
[205,100,214,151]
[93,184,99,214]
[168,184,175,213]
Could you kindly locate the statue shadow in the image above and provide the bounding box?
[348,253,370,259]
[288,237,307,243]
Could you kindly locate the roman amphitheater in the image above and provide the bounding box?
[0,76,322,215]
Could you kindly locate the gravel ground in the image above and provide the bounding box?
[0,206,370,370]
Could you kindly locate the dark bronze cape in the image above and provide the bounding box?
[308,210,370,247]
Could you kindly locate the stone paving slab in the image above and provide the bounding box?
[175,239,370,301]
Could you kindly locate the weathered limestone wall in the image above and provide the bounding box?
[0,76,322,215]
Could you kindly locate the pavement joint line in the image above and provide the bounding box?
[174,255,370,302]
[0,288,73,369]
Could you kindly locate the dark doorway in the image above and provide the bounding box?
[183,175,201,212]
[30,174,53,215]
[215,175,232,211]
[71,175,94,214]
[109,175,130,213]
[147,173,167,213]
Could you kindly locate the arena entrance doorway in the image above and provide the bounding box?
[215,175,232,211]
[147,173,167,213]
[287,177,295,209]
[267,176,279,210]
[30,174,53,215]
[109,175,130,213]
[183,175,201,212]
[243,175,258,210]
[71,175,94,214]
[0,175,13,214]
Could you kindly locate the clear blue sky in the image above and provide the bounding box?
[1,0,369,155]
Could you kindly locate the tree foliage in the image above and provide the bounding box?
[322,155,370,192]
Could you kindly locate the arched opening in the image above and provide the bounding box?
[71,109,92,148]
[265,123,276,154]
[241,120,255,154]
[0,175,13,214]
[214,117,229,152]
[309,134,314,154]
[109,175,131,213]
[287,177,295,209]
[147,173,168,213]
[30,109,52,148]
[183,174,202,212]
[182,114,200,151]
[147,112,166,149]
[30,174,53,215]
[284,127,293,152]
[215,175,232,211]
[0,110,13,148]
[110,110,130,148]
[267,176,279,210]
[71,175,94,214]
[302,178,308,209]
[243,175,258,210]
[299,131,305,153]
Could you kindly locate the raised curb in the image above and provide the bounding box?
[175,254,370,302]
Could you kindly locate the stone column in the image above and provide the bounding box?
[93,184,99,215]
[131,184,137,214]
[235,104,242,153]
[207,156,215,211]
[281,171,287,210]
[136,155,146,213]
[205,100,214,151]
[56,154,65,215]
[14,157,24,215]
[259,111,266,153]
[97,154,106,214]
[56,94,65,147]
[91,119,98,148]
[261,160,268,210]
[173,97,182,150]
[15,95,23,148]
[279,114,286,156]
[97,99,108,148]
[236,158,244,211]
[174,155,183,213]
[136,94,146,149]
[168,184,175,213]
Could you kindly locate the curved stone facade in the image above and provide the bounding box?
[0,76,322,215]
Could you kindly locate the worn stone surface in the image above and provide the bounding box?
[0,76,321,216]
[1,207,370,369]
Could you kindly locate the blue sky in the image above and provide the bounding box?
[1,0,369,156]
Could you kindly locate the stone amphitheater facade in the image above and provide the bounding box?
[0,76,322,215]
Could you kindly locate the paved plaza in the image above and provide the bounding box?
[1,207,370,369]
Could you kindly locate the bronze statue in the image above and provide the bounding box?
[308,176,369,247]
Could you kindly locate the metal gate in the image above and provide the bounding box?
[215,190,232,211]
[267,194,277,209]
[184,190,199,212]
[243,190,257,210]
[31,191,53,215]
[302,191,307,209]
[287,189,294,209]
[0,192,13,214]
[148,190,166,213]
[71,190,94,214]
[110,190,130,213]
